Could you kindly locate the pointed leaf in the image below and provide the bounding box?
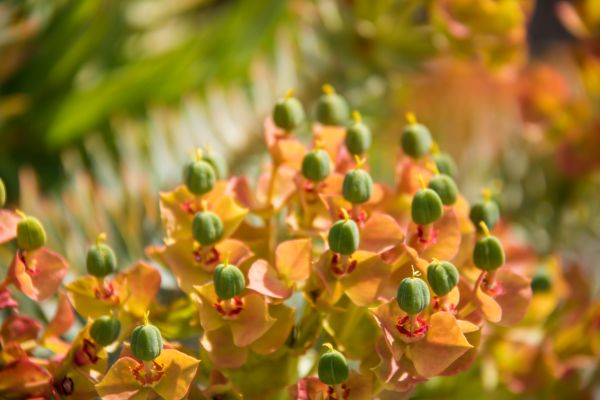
[247,259,292,299]
[360,213,404,254]
[151,349,200,400]
[9,248,69,301]
[276,238,311,282]
[228,293,275,347]
[410,312,473,377]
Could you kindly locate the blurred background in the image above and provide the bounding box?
[1,0,599,396]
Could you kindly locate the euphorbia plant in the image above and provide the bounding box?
[0,87,545,399]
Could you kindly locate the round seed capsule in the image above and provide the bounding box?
[183,160,216,196]
[470,200,500,232]
[0,178,5,208]
[531,268,552,293]
[214,263,246,300]
[16,216,47,252]
[397,276,430,315]
[433,152,457,177]
[473,236,505,271]
[203,151,228,180]
[273,95,305,131]
[345,121,372,155]
[328,218,359,255]
[192,211,224,246]
[90,316,121,347]
[318,349,349,385]
[401,122,432,158]
[301,149,331,183]
[428,175,459,205]
[342,169,373,204]
[315,86,350,126]
[131,324,163,361]
[87,243,117,277]
[411,188,443,225]
[427,260,459,296]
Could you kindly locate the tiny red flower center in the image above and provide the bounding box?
[213,296,244,319]
[74,339,99,366]
[395,315,429,338]
[130,360,165,385]
[330,254,358,277]
[482,277,505,297]
[18,250,39,276]
[54,376,74,396]
[326,383,350,399]
[432,297,457,315]
[94,281,119,305]
[193,246,220,266]
[417,224,438,245]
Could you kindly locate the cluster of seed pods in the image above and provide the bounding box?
[0,85,540,399]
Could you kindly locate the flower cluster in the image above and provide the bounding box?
[0,84,574,399]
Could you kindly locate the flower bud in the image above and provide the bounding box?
[469,199,500,232]
[192,211,223,246]
[397,276,430,315]
[0,178,5,208]
[433,152,457,177]
[301,149,331,183]
[473,236,505,271]
[16,216,47,252]
[345,115,371,155]
[315,85,349,126]
[428,175,459,205]
[411,188,443,225]
[131,323,163,361]
[427,260,459,296]
[342,169,373,204]
[531,268,552,293]
[87,243,117,277]
[401,121,432,158]
[214,262,246,300]
[328,217,359,255]
[90,316,121,347]
[318,347,349,385]
[183,160,216,196]
[273,93,305,131]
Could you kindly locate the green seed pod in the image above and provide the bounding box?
[328,217,359,255]
[345,112,372,155]
[87,242,117,277]
[469,199,500,232]
[214,262,246,300]
[433,152,457,177]
[0,178,5,208]
[192,211,223,246]
[428,175,459,205]
[427,260,459,296]
[531,268,552,293]
[411,188,443,225]
[318,347,349,385]
[273,93,305,131]
[131,323,163,361]
[203,150,228,180]
[183,159,216,195]
[301,149,331,183]
[16,216,47,252]
[90,316,121,347]
[315,85,350,126]
[342,169,373,204]
[397,276,430,315]
[401,116,432,158]
[473,236,505,271]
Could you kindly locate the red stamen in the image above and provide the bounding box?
[74,339,98,366]
[395,315,429,338]
[213,296,244,318]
